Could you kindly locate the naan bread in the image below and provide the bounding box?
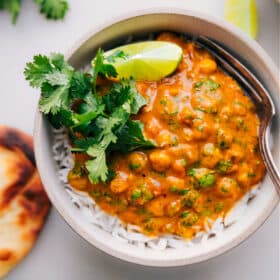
[0,126,50,279]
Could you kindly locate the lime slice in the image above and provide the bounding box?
[224,0,258,39]
[102,41,183,81]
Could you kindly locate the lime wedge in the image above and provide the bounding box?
[102,41,183,81]
[224,0,258,39]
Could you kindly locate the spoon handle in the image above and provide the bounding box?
[260,121,280,193]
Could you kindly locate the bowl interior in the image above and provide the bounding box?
[35,9,280,267]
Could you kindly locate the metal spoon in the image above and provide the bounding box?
[195,36,280,193]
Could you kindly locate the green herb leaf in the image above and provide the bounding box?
[194,79,220,91]
[0,0,21,23]
[180,211,189,218]
[105,50,127,63]
[169,186,178,192]
[217,160,232,174]
[131,189,141,200]
[199,174,216,188]
[112,120,155,153]
[35,0,69,20]
[215,202,224,212]
[92,49,118,92]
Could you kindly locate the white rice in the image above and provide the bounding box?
[52,127,260,250]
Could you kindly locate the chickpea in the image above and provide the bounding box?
[201,143,221,168]
[145,197,166,217]
[178,211,199,228]
[183,144,199,164]
[220,106,232,121]
[172,159,187,176]
[191,93,218,114]
[199,58,217,74]
[145,177,162,197]
[202,143,214,156]
[236,163,255,186]
[165,199,182,217]
[159,86,179,97]
[158,96,178,116]
[128,152,148,173]
[145,118,161,137]
[156,130,174,147]
[217,160,237,174]
[217,177,238,197]
[237,172,250,187]
[179,107,195,125]
[110,177,129,193]
[192,119,211,140]
[183,128,194,142]
[166,176,185,190]
[226,144,245,163]
[182,189,199,207]
[149,150,171,172]
[217,129,233,150]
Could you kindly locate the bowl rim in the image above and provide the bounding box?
[34,7,280,267]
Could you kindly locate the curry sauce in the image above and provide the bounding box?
[68,33,265,239]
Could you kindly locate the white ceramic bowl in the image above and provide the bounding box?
[34,9,280,267]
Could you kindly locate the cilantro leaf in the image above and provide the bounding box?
[0,0,21,24]
[86,152,108,184]
[103,78,146,114]
[105,50,128,63]
[1,0,69,24]
[92,49,117,92]
[24,53,73,88]
[39,84,70,114]
[112,120,155,152]
[194,79,220,91]
[34,0,68,20]
[24,53,74,114]
[70,71,91,98]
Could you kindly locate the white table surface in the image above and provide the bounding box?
[1,0,279,279]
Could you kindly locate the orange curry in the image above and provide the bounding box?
[68,33,265,239]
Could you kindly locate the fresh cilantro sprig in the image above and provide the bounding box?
[0,0,68,24]
[0,0,21,23]
[24,49,155,184]
[34,0,68,20]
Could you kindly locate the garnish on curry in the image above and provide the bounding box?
[67,33,265,239]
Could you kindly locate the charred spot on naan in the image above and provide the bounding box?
[0,126,34,165]
[20,172,50,220]
[0,249,14,262]
[0,148,34,209]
